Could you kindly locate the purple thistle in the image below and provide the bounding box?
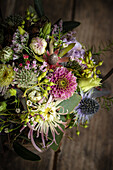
[48,67,77,100]
[75,90,99,123]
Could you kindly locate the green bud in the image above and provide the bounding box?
[90,60,94,65]
[25,118,29,123]
[46,86,51,90]
[43,93,48,98]
[93,74,97,79]
[87,72,92,78]
[83,69,90,73]
[82,60,86,64]
[37,76,42,82]
[26,16,30,20]
[43,79,49,83]
[21,25,24,28]
[49,82,56,86]
[83,125,88,128]
[33,18,38,22]
[21,20,25,25]
[85,56,89,63]
[87,64,92,68]
[18,26,25,35]
[27,10,30,16]
[88,51,92,59]
[76,130,80,136]
[31,13,34,17]
[93,67,96,72]
[98,61,103,66]
[96,70,101,74]
[40,71,47,78]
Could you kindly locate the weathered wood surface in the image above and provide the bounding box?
[0,0,113,170]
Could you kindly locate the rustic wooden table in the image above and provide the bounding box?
[0,0,113,170]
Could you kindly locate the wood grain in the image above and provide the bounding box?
[0,0,113,170]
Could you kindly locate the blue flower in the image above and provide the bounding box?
[75,90,99,123]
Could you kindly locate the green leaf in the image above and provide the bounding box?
[58,43,75,58]
[63,21,80,32]
[57,93,81,113]
[34,0,44,17]
[49,116,65,151]
[43,22,51,37]
[35,55,44,62]
[13,141,41,161]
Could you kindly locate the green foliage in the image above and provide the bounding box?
[34,0,44,17]
[98,96,113,111]
[58,43,75,58]
[57,93,81,113]
[13,141,41,161]
[66,60,82,76]
[63,21,80,32]
[92,40,113,56]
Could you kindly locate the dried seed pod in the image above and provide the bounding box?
[48,54,58,65]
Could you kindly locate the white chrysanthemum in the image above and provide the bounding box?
[26,101,67,152]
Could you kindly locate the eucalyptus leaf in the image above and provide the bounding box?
[34,0,44,17]
[63,21,80,32]
[57,93,81,113]
[58,43,75,58]
[13,141,41,161]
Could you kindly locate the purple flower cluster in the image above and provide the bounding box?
[62,31,85,66]
[11,29,29,59]
[52,19,63,35]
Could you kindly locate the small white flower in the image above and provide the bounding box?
[4,128,9,133]
[28,90,42,102]
[27,100,33,106]
[16,108,21,113]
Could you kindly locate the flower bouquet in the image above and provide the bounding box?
[0,0,113,161]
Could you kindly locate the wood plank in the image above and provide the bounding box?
[56,0,113,170]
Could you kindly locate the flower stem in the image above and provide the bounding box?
[101,68,113,83]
